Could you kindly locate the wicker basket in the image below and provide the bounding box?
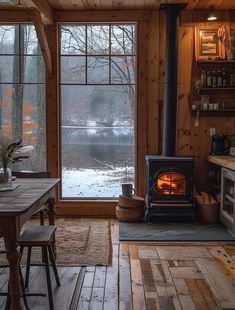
[116,205,144,222]
[118,195,145,209]
[196,193,219,224]
[197,202,219,224]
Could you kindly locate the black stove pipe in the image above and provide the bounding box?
[161,4,185,156]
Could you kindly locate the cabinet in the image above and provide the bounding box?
[191,61,235,115]
[221,167,235,235]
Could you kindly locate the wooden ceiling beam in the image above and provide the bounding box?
[55,10,150,22]
[0,8,53,75]
[20,0,53,25]
[31,9,53,76]
[0,9,32,23]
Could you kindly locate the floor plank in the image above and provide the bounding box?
[0,219,235,310]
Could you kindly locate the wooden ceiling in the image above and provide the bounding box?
[47,0,235,10]
[45,0,235,10]
[1,0,235,11]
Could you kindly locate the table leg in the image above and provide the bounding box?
[47,197,56,226]
[5,241,22,310]
[47,197,56,257]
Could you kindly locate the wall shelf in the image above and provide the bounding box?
[196,60,235,65]
[192,109,235,116]
[199,88,235,91]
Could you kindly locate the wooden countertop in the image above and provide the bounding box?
[207,155,235,170]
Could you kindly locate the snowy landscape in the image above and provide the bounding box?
[62,166,134,198]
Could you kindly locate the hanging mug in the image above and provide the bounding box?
[121,183,135,197]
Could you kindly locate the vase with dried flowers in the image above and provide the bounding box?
[0,136,34,190]
[0,138,21,189]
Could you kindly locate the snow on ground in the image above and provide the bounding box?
[62,167,134,198]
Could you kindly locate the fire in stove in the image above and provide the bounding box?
[145,156,195,223]
[156,172,186,195]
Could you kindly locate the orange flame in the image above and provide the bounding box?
[156,173,185,195]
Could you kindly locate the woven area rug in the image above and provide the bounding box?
[0,218,112,266]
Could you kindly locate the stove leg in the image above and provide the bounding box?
[145,210,151,225]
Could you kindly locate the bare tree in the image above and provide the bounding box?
[61,24,135,119]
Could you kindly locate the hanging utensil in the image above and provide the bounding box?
[194,109,200,127]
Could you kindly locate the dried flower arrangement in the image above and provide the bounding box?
[0,138,34,168]
[0,136,34,185]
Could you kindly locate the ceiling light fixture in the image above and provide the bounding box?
[206,7,217,21]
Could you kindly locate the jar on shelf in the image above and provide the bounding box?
[229,72,235,87]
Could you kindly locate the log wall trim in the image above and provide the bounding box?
[54,10,150,22]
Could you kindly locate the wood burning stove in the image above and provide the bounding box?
[143,4,196,223]
[145,156,196,223]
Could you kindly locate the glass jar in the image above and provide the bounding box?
[0,164,12,190]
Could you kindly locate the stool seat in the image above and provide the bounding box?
[19,226,56,246]
[19,225,60,310]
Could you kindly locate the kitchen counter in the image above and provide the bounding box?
[207,155,235,170]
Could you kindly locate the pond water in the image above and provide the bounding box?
[61,126,135,198]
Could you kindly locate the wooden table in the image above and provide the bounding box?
[0,178,60,310]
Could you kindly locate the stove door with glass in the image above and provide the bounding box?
[145,156,195,223]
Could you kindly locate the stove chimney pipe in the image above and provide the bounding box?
[161,4,186,156]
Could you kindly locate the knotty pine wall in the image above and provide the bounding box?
[45,9,235,215]
[175,10,235,190]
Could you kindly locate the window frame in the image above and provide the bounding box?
[59,22,137,200]
[0,23,47,171]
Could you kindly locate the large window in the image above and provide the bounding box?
[60,24,136,199]
[0,25,46,171]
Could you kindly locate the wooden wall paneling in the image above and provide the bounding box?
[176,22,193,157]
[196,115,209,190]
[180,10,193,27]
[158,10,166,153]
[191,10,206,26]
[136,20,149,197]
[45,24,59,179]
[147,10,160,155]
[179,10,235,189]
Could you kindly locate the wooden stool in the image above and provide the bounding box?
[19,226,60,310]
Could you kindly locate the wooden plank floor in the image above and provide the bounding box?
[0,219,235,309]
